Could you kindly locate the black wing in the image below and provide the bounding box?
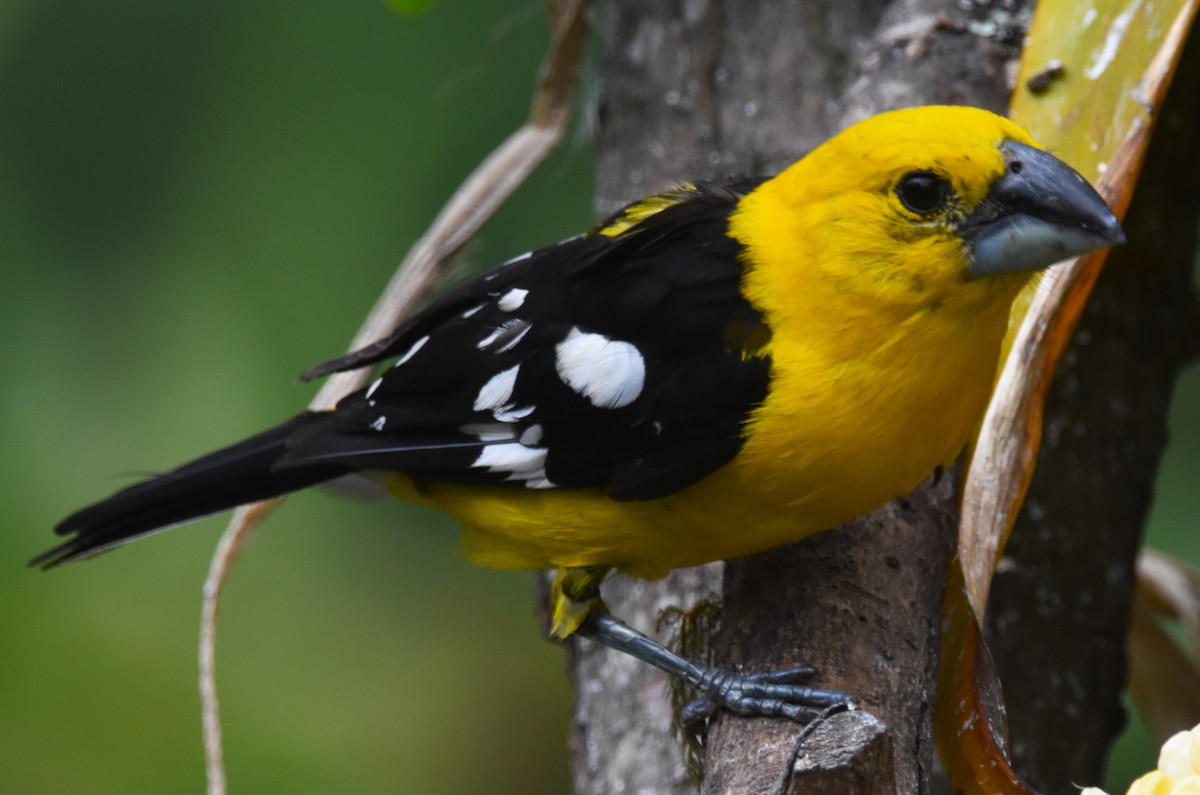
[281,180,773,501]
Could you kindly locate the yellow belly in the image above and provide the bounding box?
[380,298,1009,581]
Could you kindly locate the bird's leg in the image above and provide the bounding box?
[579,611,853,723]
[573,608,856,733]
[549,565,611,639]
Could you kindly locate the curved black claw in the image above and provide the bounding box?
[679,666,855,735]
[575,612,857,734]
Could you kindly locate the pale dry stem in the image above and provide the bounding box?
[199,3,592,792]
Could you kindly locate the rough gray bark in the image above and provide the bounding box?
[576,5,891,789]
[566,0,1194,792]
[703,472,958,795]
[785,711,896,795]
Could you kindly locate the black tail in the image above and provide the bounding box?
[34,413,345,569]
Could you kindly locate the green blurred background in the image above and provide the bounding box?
[0,1,1195,792]
[0,1,587,791]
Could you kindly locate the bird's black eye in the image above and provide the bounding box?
[896,171,950,214]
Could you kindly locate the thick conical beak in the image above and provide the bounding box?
[964,140,1125,276]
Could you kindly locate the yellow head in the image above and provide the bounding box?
[732,105,1122,328]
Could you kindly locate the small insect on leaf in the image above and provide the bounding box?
[1025,59,1065,94]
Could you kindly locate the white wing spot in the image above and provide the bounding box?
[498,288,529,312]
[369,416,386,431]
[494,403,535,422]
[554,327,646,409]
[472,443,548,478]
[459,423,515,442]
[497,323,531,353]
[473,365,520,412]
[461,303,485,319]
[365,377,384,399]
[525,477,557,489]
[478,319,531,352]
[519,424,544,446]
[477,327,503,349]
[392,335,429,367]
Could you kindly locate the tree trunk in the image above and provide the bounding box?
[564,1,1199,792]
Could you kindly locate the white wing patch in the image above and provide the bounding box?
[472,442,547,473]
[471,442,551,485]
[493,403,535,422]
[366,334,430,400]
[477,319,532,352]
[460,423,515,442]
[462,423,556,488]
[393,335,429,367]
[477,327,503,349]
[497,288,529,312]
[519,423,544,446]
[554,327,646,409]
[473,365,520,412]
[494,319,532,353]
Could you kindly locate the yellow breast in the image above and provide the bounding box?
[380,280,1015,581]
